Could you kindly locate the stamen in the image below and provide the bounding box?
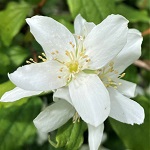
[29,58,36,63]
[51,52,55,55]
[69,42,75,48]
[42,53,46,57]
[59,67,63,72]
[73,112,80,123]
[109,61,114,67]
[38,56,46,62]
[114,70,118,74]
[65,50,74,60]
[58,76,61,79]
[119,73,126,78]
[26,60,32,64]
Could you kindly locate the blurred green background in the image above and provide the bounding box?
[0,0,149,150]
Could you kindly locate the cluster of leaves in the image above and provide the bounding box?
[0,0,149,150]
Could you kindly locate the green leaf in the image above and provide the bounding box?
[0,81,15,98]
[67,0,116,24]
[0,1,31,46]
[49,119,87,150]
[109,96,150,150]
[58,19,74,33]
[0,52,10,74]
[8,46,29,66]
[0,96,42,150]
[116,4,150,23]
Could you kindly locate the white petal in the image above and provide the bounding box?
[26,16,76,60]
[88,123,104,150]
[0,87,42,102]
[34,100,75,133]
[9,61,66,91]
[117,79,136,98]
[74,14,95,37]
[74,14,86,35]
[53,87,72,104]
[69,73,110,127]
[108,88,145,125]
[113,29,143,73]
[84,14,129,69]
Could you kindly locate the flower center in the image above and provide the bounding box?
[50,39,91,83]
[67,61,79,73]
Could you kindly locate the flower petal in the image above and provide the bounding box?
[9,61,66,91]
[88,123,104,150]
[34,100,75,133]
[117,79,136,98]
[84,14,128,69]
[0,87,42,102]
[26,16,76,60]
[69,73,110,127]
[53,87,72,104]
[108,88,145,125]
[74,14,95,37]
[113,29,142,73]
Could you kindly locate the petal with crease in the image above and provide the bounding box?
[69,73,110,127]
[74,14,86,35]
[53,87,72,104]
[88,123,104,150]
[9,61,66,91]
[34,100,75,133]
[26,16,76,60]
[84,14,128,69]
[115,78,136,98]
[108,88,145,125]
[0,87,42,102]
[113,29,143,74]
[74,14,95,36]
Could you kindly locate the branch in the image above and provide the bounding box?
[142,28,150,36]
[134,60,150,71]
[34,0,47,15]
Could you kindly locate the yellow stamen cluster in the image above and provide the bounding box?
[50,40,91,83]
[38,53,47,62]
[99,61,126,89]
[26,53,47,64]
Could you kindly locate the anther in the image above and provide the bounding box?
[119,73,126,78]
[26,60,31,64]
[29,58,36,63]
[69,42,75,48]
[51,52,55,55]
[109,61,114,67]
[114,70,118,74]
[42,53,46,57]
[38,56,46,62]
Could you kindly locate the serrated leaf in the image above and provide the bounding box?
[109,96,150,150]
[67,0,116,24]
[0,1,31,46]
[49,119,87,150]
[116,4,150,23]
[0,96,42,150]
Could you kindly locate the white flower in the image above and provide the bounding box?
[1,14,130,126]
[33,15,144,150]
